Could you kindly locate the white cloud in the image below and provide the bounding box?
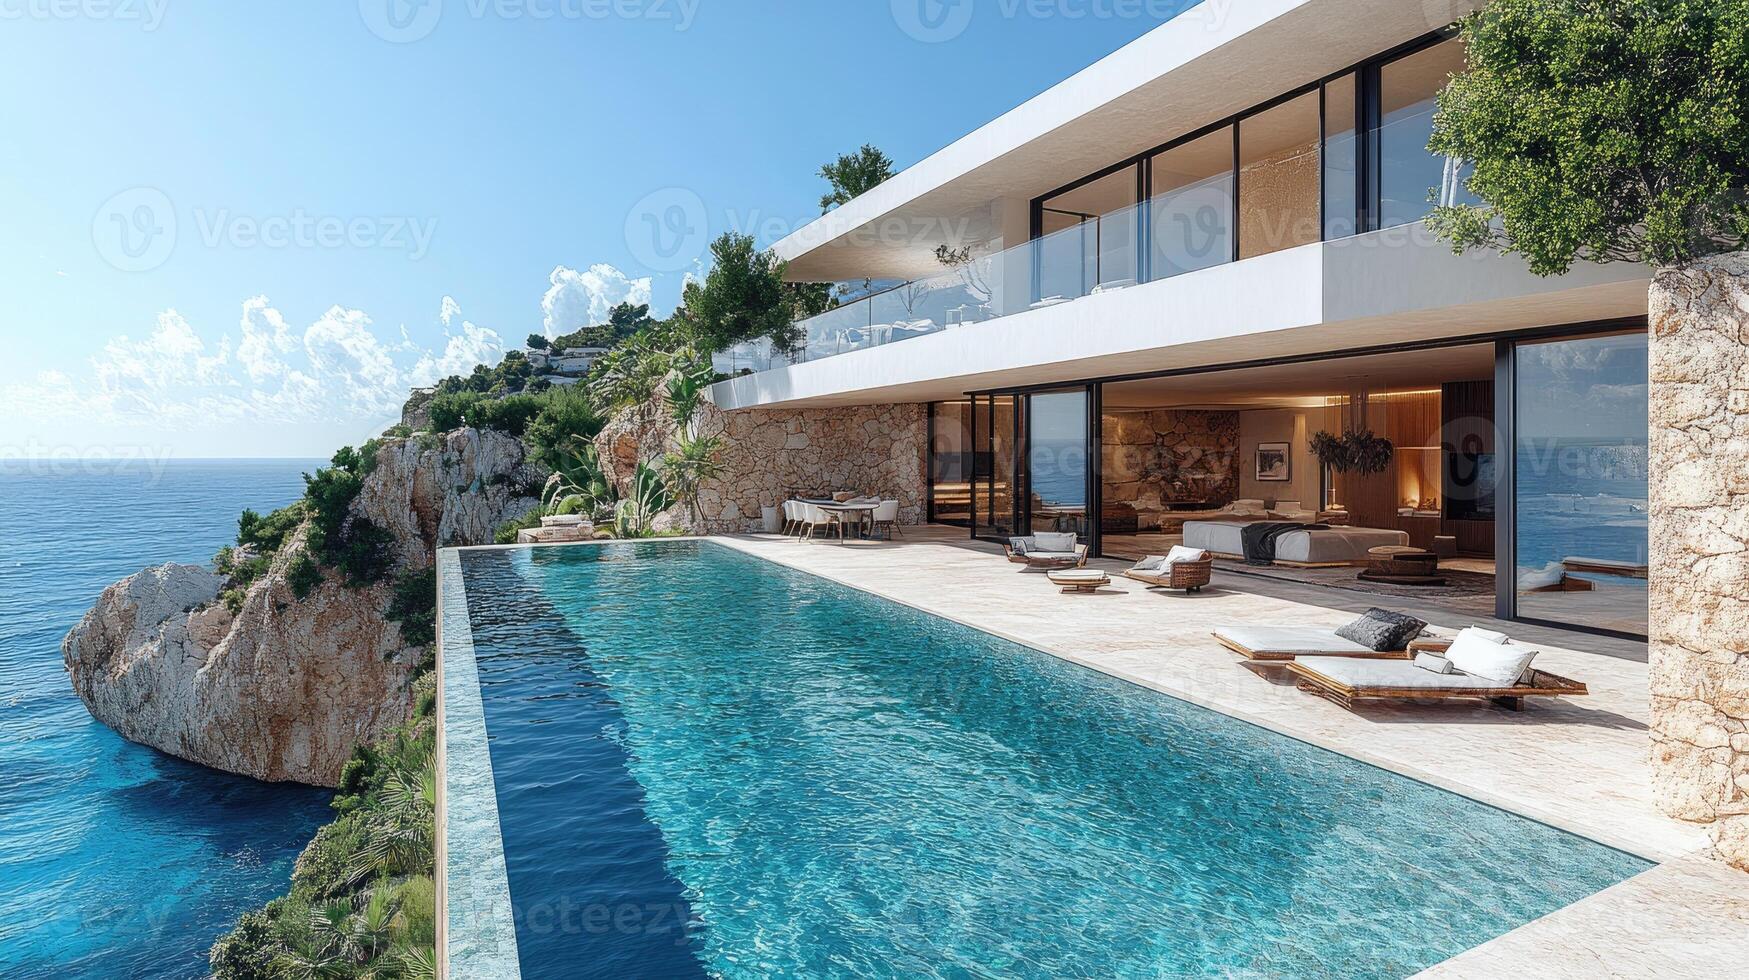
[303,306,403,413]
[541,264,652,338]
[409,298,506,389]
[237,295,296,383]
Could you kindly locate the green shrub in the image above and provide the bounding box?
[303,448,394,587]
[523,385,604,468]
[207,909,284,980]
[237,503,304,554]
[386,570,436,649]
[286,551,324,600]
[221,588,248,616]
[494,510,543,544]
[289,814,368,900]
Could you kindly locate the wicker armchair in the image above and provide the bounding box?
[1122,550,1213,592]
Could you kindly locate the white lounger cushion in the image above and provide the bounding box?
[1299,658,1520,690]
[1032,531,1079,552]
[1214,627,1379,656]
[1027,551,1080,561]
[1445,628,1537,683]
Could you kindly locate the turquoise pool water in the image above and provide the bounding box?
[458,542,1649,979]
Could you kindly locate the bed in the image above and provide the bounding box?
[1183,520,1410,566]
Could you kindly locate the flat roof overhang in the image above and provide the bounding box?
[710,234,1651,411]
[775,0,1485,283]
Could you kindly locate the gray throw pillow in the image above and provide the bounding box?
[1334,608,1427,652]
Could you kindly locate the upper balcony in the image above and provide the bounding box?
[717,19,1493,378]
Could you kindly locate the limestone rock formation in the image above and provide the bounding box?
[1648,251,1749,870]
[62,428,541,787]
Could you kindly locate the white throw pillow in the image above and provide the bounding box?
[1132,555,1168,572]
[1033,531,1078,552]
[1446,628,1537,684]
[1009,536,1036,555]
[1165,545,1206,565]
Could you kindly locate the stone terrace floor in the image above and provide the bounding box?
[709,525,1749,977]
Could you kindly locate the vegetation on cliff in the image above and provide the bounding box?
[209,672,438,979]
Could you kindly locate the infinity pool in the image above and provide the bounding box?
[454,542,1648,978]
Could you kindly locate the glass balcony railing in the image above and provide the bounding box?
[714,186,1234,375]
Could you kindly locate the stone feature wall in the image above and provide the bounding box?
[594,397,928,535]
[1648,252,1749,871]
[695,402,928,533]
[1102,410,1240,530]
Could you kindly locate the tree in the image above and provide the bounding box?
[1427,0,1749,275]
[526,334,549,351]
[818,144,896,212]
[681,232,800,353]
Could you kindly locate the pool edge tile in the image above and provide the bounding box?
[438,549,523,980]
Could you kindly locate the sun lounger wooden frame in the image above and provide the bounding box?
[1213,632,1412,662]
[1122,553,1213,592]
[1286,637,1589,711]
[1003,543,1089,569]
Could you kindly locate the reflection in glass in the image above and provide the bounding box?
[1238,91,1321,259]
[1038,164,1142,298]
[1514,333,1649,635]
[1149,126,1233,279]
[1323,73,1359,239]
[930,401,973,526]
[1028,390,1089,540]
[974,395,1022,539]
[1379,38,1479,229]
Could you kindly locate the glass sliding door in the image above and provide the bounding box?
[929,400,973,526]
[1512,332,1649,636]
[1027,389,1090,540]
[972,394,1022,539]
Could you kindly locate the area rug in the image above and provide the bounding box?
[1215,560,1496,601]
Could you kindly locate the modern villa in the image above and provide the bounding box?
[438,3,1747,978]
[711,0,1651,640]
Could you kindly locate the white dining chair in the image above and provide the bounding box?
[871,499,900,539]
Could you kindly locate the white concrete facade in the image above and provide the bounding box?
[710,0,1650,412]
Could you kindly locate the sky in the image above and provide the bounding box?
[0,0,1197,459]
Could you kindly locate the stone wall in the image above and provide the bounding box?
[1102,409,1240,530]
[1648,252,1749,871]
[693,402,928,533]
[595,397,929,535]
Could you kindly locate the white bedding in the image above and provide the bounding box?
[1183,520,1410,564]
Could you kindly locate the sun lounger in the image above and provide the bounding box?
[1004,533,1088,569]
[1122,547,1212,592]
[1286,635,1587,711]
[1213,626,1413,662]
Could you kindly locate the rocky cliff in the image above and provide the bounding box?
[62,428,541,787]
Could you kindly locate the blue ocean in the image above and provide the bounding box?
[0,459,334,979]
